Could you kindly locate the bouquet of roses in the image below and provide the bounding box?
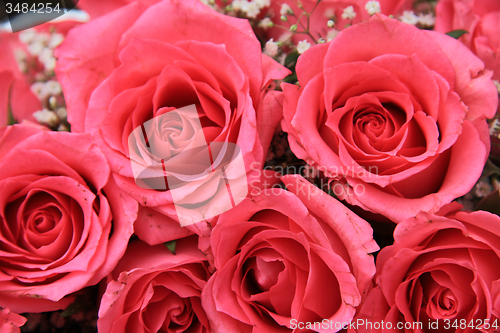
[1,0,500,332]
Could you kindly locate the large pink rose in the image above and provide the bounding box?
[56,0,289,244]
[282,14,498,223]
[98,236,211,333]
[435,0,500,80]
[0,125,136,313]
[202,175,379,332]
[352,203,500,332]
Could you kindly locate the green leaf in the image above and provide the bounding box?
[165,241,176,254]
[283,72,298,84]
[446,29,468,39]
[284,51,299,68]
[59,294,86,317]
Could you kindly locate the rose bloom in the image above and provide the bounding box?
[0,125,136,313]
[351,203,500,333]
[264,0,411,44]
[282,14,498,223]
[202,175,379,332]
[0,308,26,333]
[435,0,500,81]
[98,236,211,333]
[56,0,289,244]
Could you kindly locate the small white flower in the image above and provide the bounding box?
[56,107,67,120]
[342,6,356,20]
[323,8,335,19]
[297,39,311,54]
[19,29,36,44]
[326,28,340,41]
[258,17,273,29]
[43,80,62,96]
[327,20,335,28]
[365,1,381,15]
[264,38,279,57]
[31,82,47,99]
[399,10,419,25]
[33,109,58,127]
[254,0,270,9]
[418,13,435,27]
[231,0,247,11]
[27,41,45,56]
[280,3,293,16]
[14,49,27,72]
[48,33,64,48]
[245,1,261,18]
[38,47,54,64]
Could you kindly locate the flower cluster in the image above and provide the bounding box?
[0,0,499,332]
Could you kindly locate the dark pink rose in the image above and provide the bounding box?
[282,14,498,223]
[352,203,500,333]
[0,125,136,313]
[435,0,500,81]
[202,175,379,332]
[56,0,289,244]
[0,308,26,333]
[98,236,211,333]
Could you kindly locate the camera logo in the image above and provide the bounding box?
[128,105,248,227]
[0,0,80,32]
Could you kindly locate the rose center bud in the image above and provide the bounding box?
[435,287,457,315]
[244,257,285,294]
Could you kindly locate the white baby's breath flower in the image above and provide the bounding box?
[14,49,27,72]
[19,29,36,44]
[43,80,62,96]
[258,17,273,29]
[48,33,64,48]
[33,109,58,127]
[245,1,261,18]
[231,0,247,11]
[27,41,45,56]
[56,107,67,120]
[280,3,293,15]
[327,19,335,28]
[326,28,340,41]
[254,0,270,9]
[31,82,47,99]
[297,40,311,54]
[342,6,356,20]
[264,38,279,57]
[323,8,335,19]
[418,13,435,27]
[399,10,419,25]
[365,1,381,15]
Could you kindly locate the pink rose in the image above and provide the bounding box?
[265,0,410,44]
[98,236,211,333]
[435,0,500,80]
[0,125,136,313]
[0,308,26,333]
[353,203,500,332]
[282,14,498,223]
[56,0,289,244]
[202,175,379,332]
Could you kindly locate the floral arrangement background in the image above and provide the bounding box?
[1,0,500,332]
